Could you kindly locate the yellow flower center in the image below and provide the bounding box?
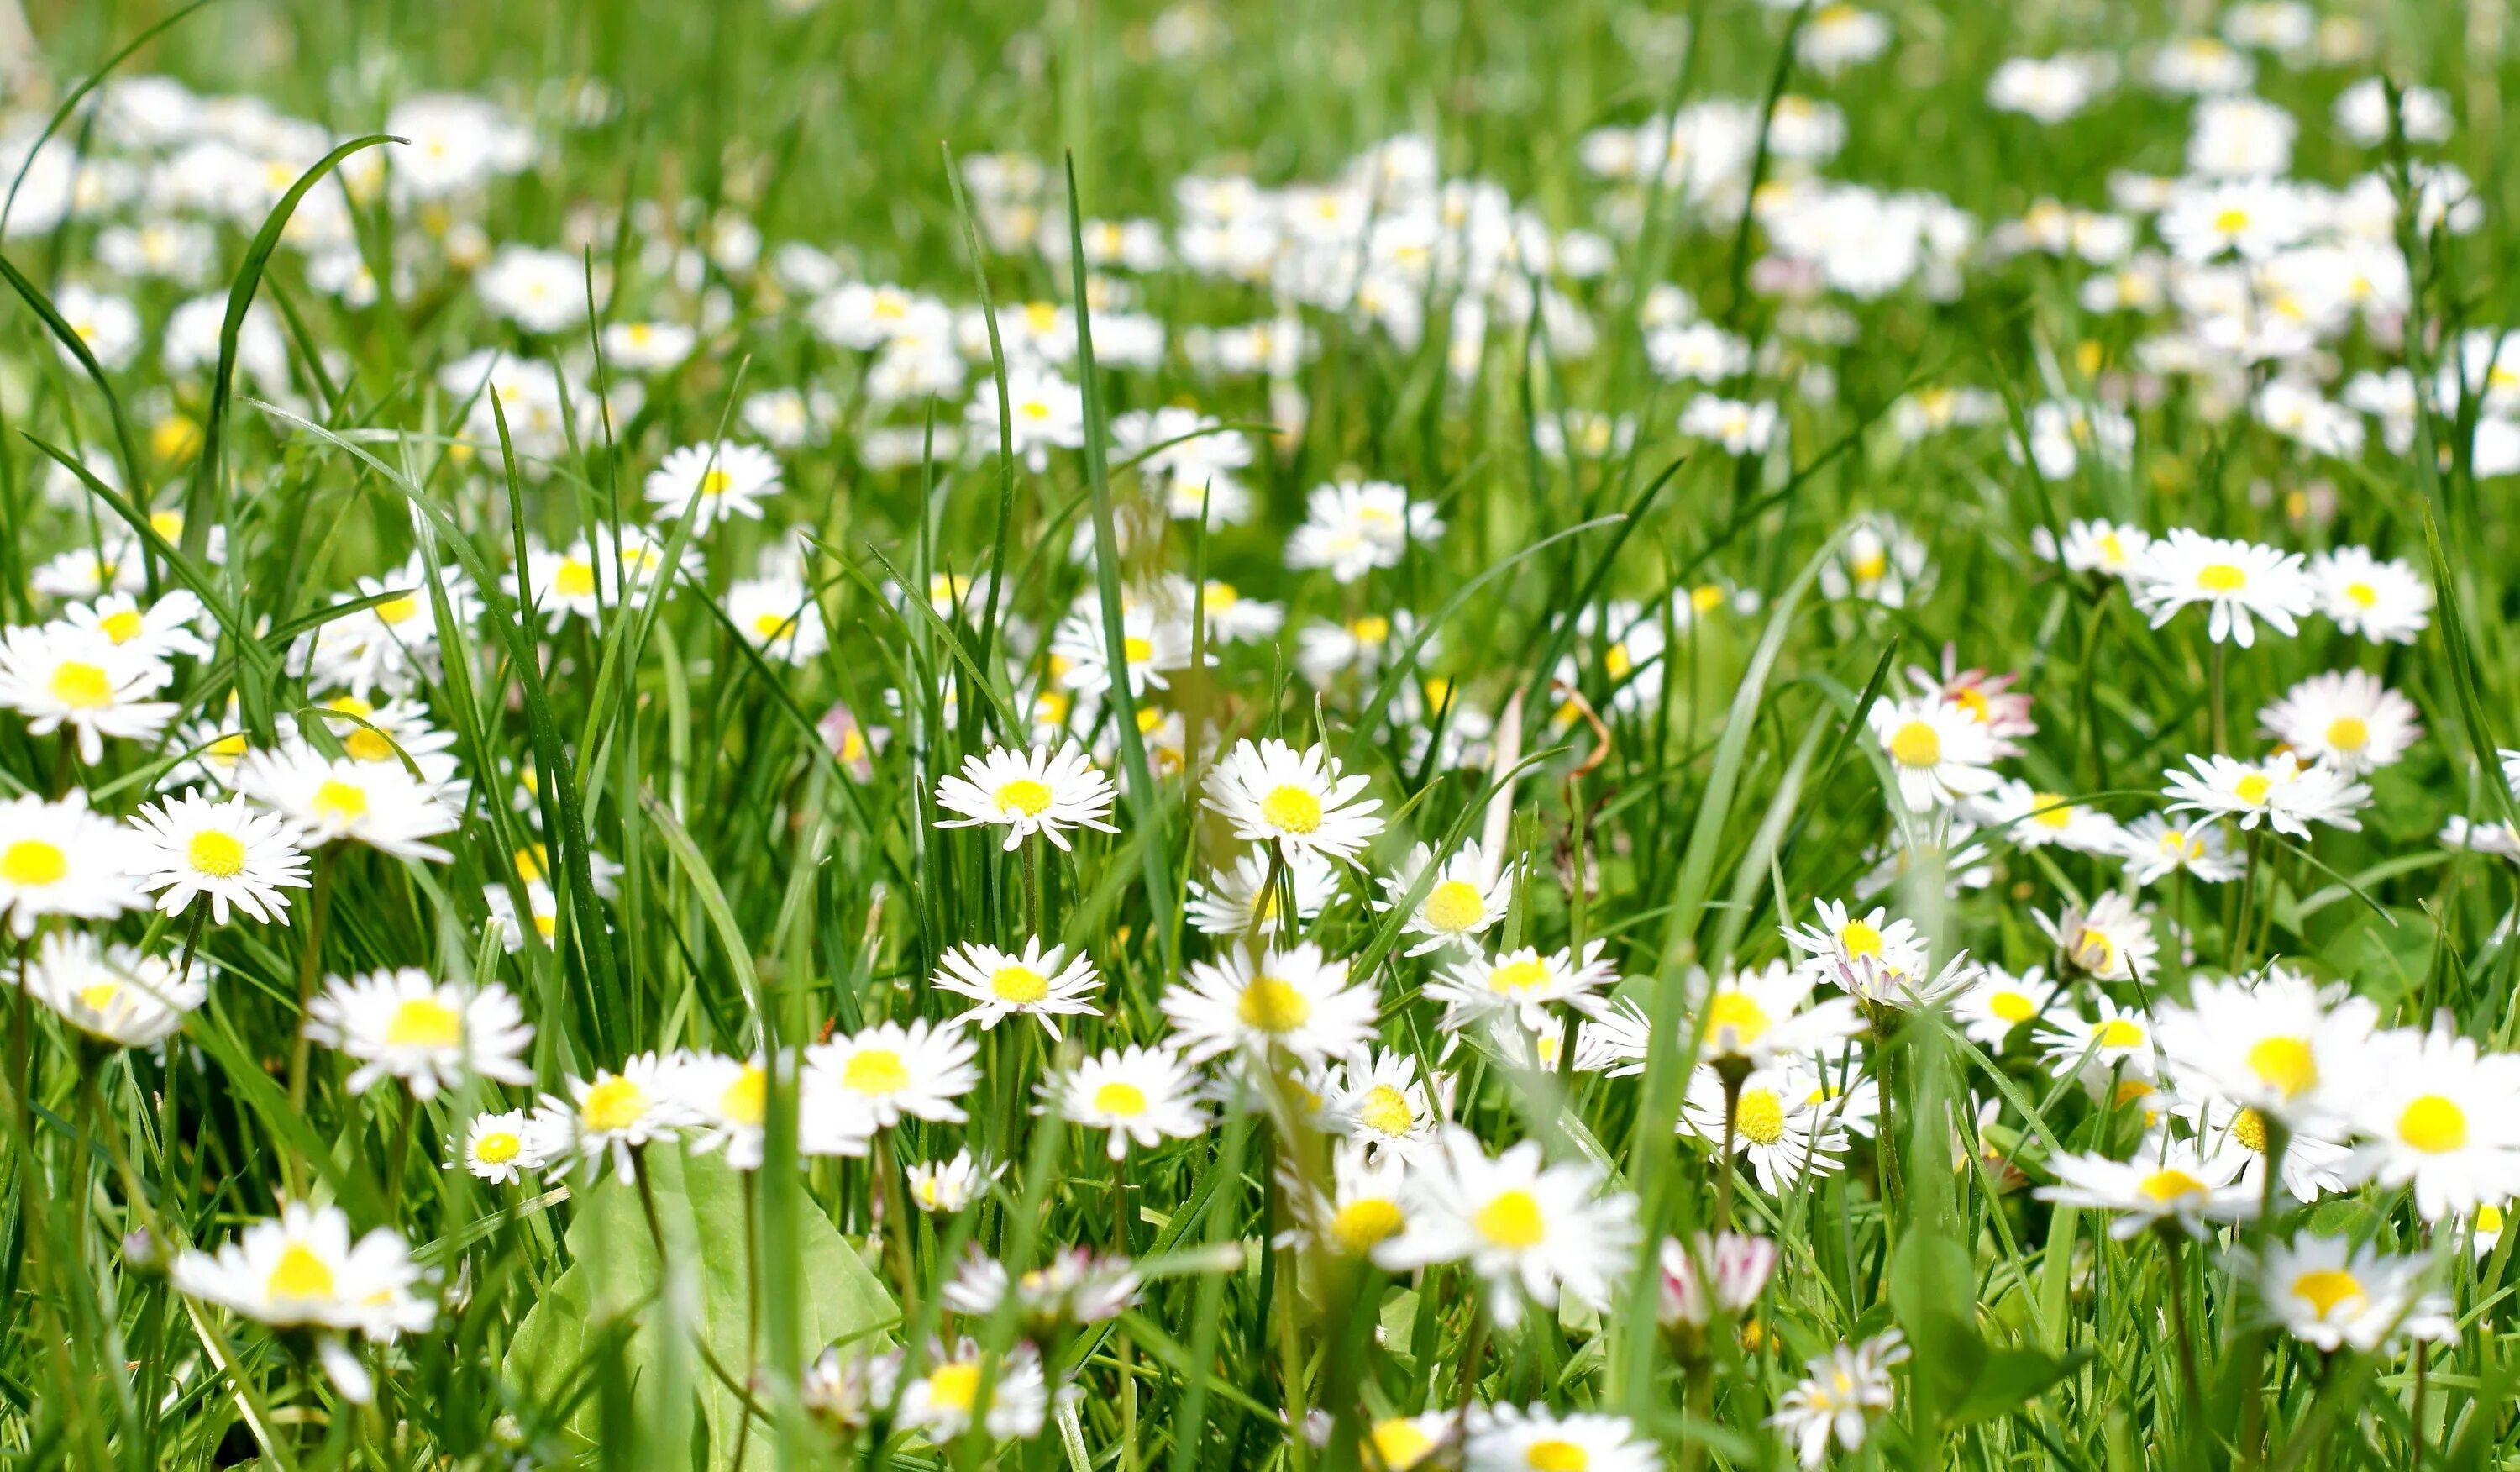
[1473,1187,1546,1249]
[181,827,244,878]
[1691,584,1727,613]
[580,1075,648,1132]
[1329,1196,1407,1254]
[99,610,146,644]
[841,1049,910,1096]
[2033,794,2074,829]
[209,732,249,760]
[344,724,396,763]
[375,595,420,624]
[1238,977,1312,1033]
[2074,927,2120,975]
[1990,991,2037,1023]
[995,778,1053,817]
[1850,549,1888,583]
[1487,957,1548,996]
[1122,635,1154,664]
[2398,1095,2467,1154]
[1357,1083,1415,1138]
[266,1243,336,1301]
[50,661,113,708]
[2234,772,2273,805]
[1704,991,1772,1048]
[2196,563,2247,593]
[2324,716,2369,751]
[1259,785,1323,835]
[2290,1268,2365,1319]
[2,839,68,886]
[1887,720,1941,768]
[1735,1087,1787,1145]
[722,1065,767,1126]
[1840,918,1883,958]
[386,996,464,1049]
[475,1129,521,1164]
[76,980,122,1012]
[2212,208,2251,235]
[1604,642,1633,680]
[2344,581,2377,608]
[699,469,734,497]
[1525,1441,1589,1472]
[2232,1107,2269,1153]
[1421,879,1486,933]
[555,559,598,597]
[753,612,795,640]
[926,1360,983,1412]
[990,965,1048,1004]
[2245,1037,2317,1099]
[1093,1080,1148,1117]
[2136,1169,2207,1204]
[1371,1419,1436,1472]
[2096,1018,2143,1049]
[2480,1205,2505,1233]
[313,779,369,823]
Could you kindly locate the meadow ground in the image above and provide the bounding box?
[2,0,2519,1469]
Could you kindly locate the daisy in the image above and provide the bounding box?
[2037,1132,2258,1238]
[299,553,480,699]
[2178,1096,2354,1204]
[2132,528,2315,648]
[1377,839,1517,955]
[1320,1048,1448,1163]
[2307,546,2429,644]
[1200,738,1383,863]
[303,969,533,1101]
[1869,695,2001,812]
[1681,1060,1854,1194]
[1693,959,1863,1068]
[60,589,211,664]
[932,938,1100,1037]
[2247,1235,2455,1354]
[726,572,829,664]
[1284,480,1443,583]
[895,1339,1050,1442]
[2039,995,2162,1100]
[1951,965,2059,1048]
[1427,941,1620,1032]
[171,1201,434,1405]
[299,695,462,785]
[0,623,176,762]
[0,792,146,935]
[2034,517,2153,580]
[1054,1044,1207,1159]
[672,1052,774,1169]
[1658,1230,1781,1328]
[455,1109,537,1185]
[643,439,782,530]
[806,1017,979,1138]
[529,1054,694,1184]
[1162,942,1377,1067]
[1049,597,1194,701]
[1184,846,1339,935]
[2117,813,2246,886]
[2343,1023,2520,1222]
[485,879,561,950]
[1972,778,2126,854]
[236,747,462,862]
[2164,751,2370,839]
[1819,513,1932,607]
[2038,890,2159,982]
[1382,1129,1638,1328]
[2259,669,2421,775]
[1297,1145,1416,1264]
[906,1148,997,1212]
[1464,1406,1659,1472]
[2155,970,2377,1130]
[1770,1331,1908,1469]
[932,743,1118,851]
[1781,899,1929,991]
[123,787,310,924]
[21,930,203,1047]
[967,367,1086,471]
[1908,649,2037,756]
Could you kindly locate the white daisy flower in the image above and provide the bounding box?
[236,747,463,862]
[1681,1059,1855,1194]
[1769,1331,1908,1469]
[667,1051,774,1170]
[2116,813,2247,886]
[0,791,146,935]
[1950,964,2059,1048]
[1162,941,1378,1067]
[1971,778,2127,854]
[1297,1145,1416,1264]
[2307,546,2430,644]
[304,969,533,1101]
[2037,1131,2258,1238]
[1378,839,1518,956]
[529,1053,695,1184]
[906,1148,999,1212]
[1320,1048,1449,1163]
[2258,669,2421,775]
[725,571,829,664]
[1054,1043,1207,1159]
[932,743,1119,852]
[1692,959,1864,1068]
[1426,940,1620,1032]
[2038,890,2159,982]
[932,938,1101,1037]
[1184,846,1338,936]
[60,589,212,664]
[1284,479,1442,583]
[1465,1406,1658,1472]
[895,1339,1049,1442]
[1780,899,1929,990]
[123,786,310,924]
[2343,1023,2520,1222]
[2032,518,2153,578]
[806,1017,979,1137]
[454,1108,537,1185]
[1870,695,2001,812]
[2247,1235,2455,1354]
[1200,737,1383,864]
[20,930,203,1047]
[643,439,782,530]
[2039,994,2162,1100]
[0,623,176,763]
[171,1201,435,1404]
[1381,1128,1639,1329]
[2163,751,2370,839]
[2131,528,2315,648]
[2155,970,2377,1131]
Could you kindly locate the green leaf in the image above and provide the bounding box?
[506,1145,897,1469]
[1949,1346,2090,1427]
[1887,1229,1986,1423]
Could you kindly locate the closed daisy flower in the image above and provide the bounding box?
[806,1017,979,1138]
[455,1109,538,1185]
[171,1201,434,1404]
[0,792,145,935]
[1382,1128,1638,1328]
[123,786,310,923]
[1378,839,1517,955]
[1869,693,2002,813]
[237,746,462,862]
[23,930,204,1047]
[932,937,1100,1037]
[2132,528,2315,648]
[643,439,782,530]
[2037,890,2158,982]
[304,969,534,1101]
[1162,941,1378,1066]
[933,743,1118,851]
[1200,737,1383,863]
[1056,1044,1208,1159]
[0,623,177,763]
[2258,669,2421,775]
[529,1053,694,1184]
